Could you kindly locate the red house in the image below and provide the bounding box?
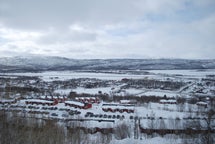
[25,99,58,106]
[65,101,92,109]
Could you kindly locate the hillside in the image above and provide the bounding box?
[0,56,215,72]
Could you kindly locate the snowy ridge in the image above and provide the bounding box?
[0,56,215,72]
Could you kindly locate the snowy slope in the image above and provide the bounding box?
[0,56,215,72]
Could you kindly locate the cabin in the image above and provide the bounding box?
[75,97,100,104]
[25,99,58,106]
[0,99,17,105]
[196,101,208,108]
[65,101,92,109]
[159,99,177,104]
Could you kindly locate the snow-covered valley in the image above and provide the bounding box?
[0,69,215,144]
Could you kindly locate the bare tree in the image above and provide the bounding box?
[114,122,131,140]
[202,109,215,144]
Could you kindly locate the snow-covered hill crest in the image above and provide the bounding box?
[0,56,215,72]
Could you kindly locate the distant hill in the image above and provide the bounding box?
[0,56,215,72]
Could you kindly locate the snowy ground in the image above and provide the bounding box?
[4,69,210,81]
[110,137,182,144]
[1,71,156,81]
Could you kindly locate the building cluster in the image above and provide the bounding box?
[0,95,102,112]
[75,97,100,104]
[102,103,135,113]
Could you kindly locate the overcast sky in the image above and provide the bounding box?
[0,0,215,59]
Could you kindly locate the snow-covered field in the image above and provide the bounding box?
[149,69,215,79]
[1,71,155,81]
[149,69,215,75]
[141,91,178,97]
[2,69,215,81]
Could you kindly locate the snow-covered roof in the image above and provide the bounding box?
[65,101,85,107]
[25,99,54,103]
[196,101,207,105]
[76,97,98,100]
[102,103,134,109]
[0,99,15,102]
[40,96,53,99]
[40,96,65,99]
[102,103,134,106]
[160,99,177,103]
[120,100,130,103]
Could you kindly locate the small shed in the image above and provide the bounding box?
[196,101,207,108]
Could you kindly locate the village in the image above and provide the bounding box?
[0,70,215,143]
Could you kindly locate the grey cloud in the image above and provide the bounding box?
[0,0,138,29]
[37,28,97,45]
[0,0,215,59]
[0,0,193,30]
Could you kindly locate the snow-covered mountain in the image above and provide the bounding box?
[0,56,215,72]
